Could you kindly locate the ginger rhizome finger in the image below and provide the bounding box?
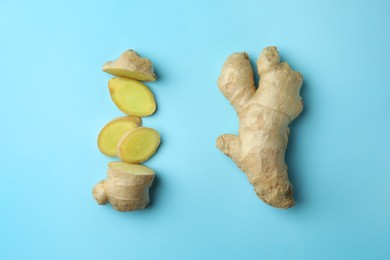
[216,46,303,209]
[109,77,156,117]
[97,116,142,157]
[103,50,157,81]
[117,127,160,164]
[93,162,155,212]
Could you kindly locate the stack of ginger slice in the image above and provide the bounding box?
[92,50,160,212]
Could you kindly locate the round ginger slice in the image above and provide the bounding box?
[98,116,142,157]
[108,77,156,117]
[116,127,160,164]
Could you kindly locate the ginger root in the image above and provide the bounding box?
[103,50,157,81]
[109,77,156,117]
[117,127,160,164]
[97,116,142,157]
[216,46,303,209]
[93,162,155,212]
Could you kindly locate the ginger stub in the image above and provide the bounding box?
[97,116,142,157]
[216,46,303,209]
[93,162,155,212]
[103,50,157,81]
[109,77,156,117]
[117,127,160,164]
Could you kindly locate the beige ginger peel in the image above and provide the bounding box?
[216,46,303,209]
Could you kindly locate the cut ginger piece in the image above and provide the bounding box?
[97,116,142,157]
[92,161,155,212]
[103,50,156,81]
[117,127,160,164]
[109,77,156,117]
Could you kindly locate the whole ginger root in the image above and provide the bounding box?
[216,46,303,209]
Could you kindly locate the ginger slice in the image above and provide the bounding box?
[97,116,142,157]
[92,161,155,212]
[117,127,160,164]
[103,50,156,81]
[108,77,156,117]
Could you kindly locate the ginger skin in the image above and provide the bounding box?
[216,46,303,209]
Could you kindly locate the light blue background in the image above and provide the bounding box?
[1,0,389,259]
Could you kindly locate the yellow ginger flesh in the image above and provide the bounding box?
[97,116,141,157]
[108,77,156,117]
[117,127,160,164]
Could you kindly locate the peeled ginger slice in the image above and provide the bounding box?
[117,127,160,164]
[98,116,141,157]
[109,77,156,117]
